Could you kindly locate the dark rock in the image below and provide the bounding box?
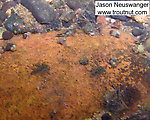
[23,33,28,39]
[66,0,96,23]
[21,0,56,24]
[110,30,120,38]
[122,84,141,107]
[101,113,112,120]
[2,31,14,40]
[52,0,65,9]
[4,13,24,33]
[83,22,95,35]
[86,0,95,12]
[5,15,43,34]
[23,32,31,39]
[2,1,17,12]
[0,9,8,22]
[138,32,150,43]
[0,46,5,54]
[66,0,95,13]
[66,0,89,10]
[90,66,106,77]
[46,18,61,30]
[132,28,145,37]
[132,46,139,54]
[31,62,50,75]
[60,9,75,22]
[5,43,16,52]
[79,57,89,65]
[109,57,118,68]
[62,20,71,28]
[83,10,96,23]
[124,21,144,29]
[110,15,130,21]
[76,5,96,28]
[57,38,66,45]
[78,9,96,24]
[104,84,141,113]
[76,19,87,29]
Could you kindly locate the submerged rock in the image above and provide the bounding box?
[101,113,112,120]
[60,8,75,22]
[46,18,61,30]
[110,15,130,21]
[0,9,8,22]
[79,57,89,65]
[104,84,141,113]
[82,22,95,35]
[90,66,106,77]
[110,30,120,38]
[31,62,50,75]
[124,21,144,29]
[23,32,31,39]
[21,0,56,24]
[5,43,17,52]
[2,1,17,12]
[132,28,145,37]
[57,37,66,46]
[66,0,90,10]
[109,57,118,68]
[2,31,14,40]
[4,13,24,33]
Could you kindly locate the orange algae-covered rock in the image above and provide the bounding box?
[0,28,149,120]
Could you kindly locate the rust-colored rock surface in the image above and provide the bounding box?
[0,28,149,120]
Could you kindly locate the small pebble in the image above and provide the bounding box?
[109,57,118,68]
[79,57,89,65]
[101,113,112,120]
[132,28,145,37]
[132,46,139,54]
[110,30,120,38]
[0,46,5,54]
[89,32,95,36]
[5,43,17,52]
[23,32,31,39]
[57,38,66,45]
[2,31,14,40]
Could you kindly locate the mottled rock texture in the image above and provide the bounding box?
[21,0,56,24]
